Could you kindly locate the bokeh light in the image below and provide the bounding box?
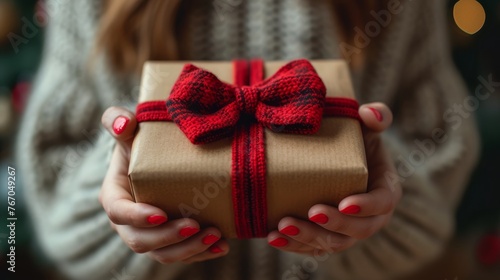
[453,0,486,34]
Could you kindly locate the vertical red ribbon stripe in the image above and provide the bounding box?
[231,60,268,238]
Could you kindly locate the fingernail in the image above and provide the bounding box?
[309,213,329,224]
[269,237,288,247]
[147,215,167,225]
[209,245,224,253]
[202,234,220,245]
[113,116,129,135]
[341,205,361,214]
[368,107,383,122]
[279,225,300,236]
[179,226,199,237]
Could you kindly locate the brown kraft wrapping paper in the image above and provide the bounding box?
[128,60,368,238]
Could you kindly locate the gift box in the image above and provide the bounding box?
[128,59,368,239]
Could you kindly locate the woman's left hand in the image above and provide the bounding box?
[267,102,402,255]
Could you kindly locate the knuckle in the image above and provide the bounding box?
[329,219,347,233]
[301,232,317,245]
[106,203,121,224]
[157,240,203,262]
[181,244,203,258]
[312,236,327,251]
[125,234,147,253]
[162,231,181,246]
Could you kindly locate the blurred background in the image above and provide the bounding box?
[0,0,499,279]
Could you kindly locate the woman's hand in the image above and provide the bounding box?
[99,106,229,264]
[267,102,402,255]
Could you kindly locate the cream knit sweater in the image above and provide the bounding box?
[17,0,480,279]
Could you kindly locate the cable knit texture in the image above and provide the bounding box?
[16,0,479,279]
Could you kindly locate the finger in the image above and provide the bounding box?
[269,219,355,253]
[101,106,137,149]
[359,103,393,134]
[100,147,168,227]
[337,176,402,217]
[267,231,317,255]
[306,205,389,239]
[105,199,169,227]
[115,220,207,254]
[149,228,224,264]
[180,240,230,264]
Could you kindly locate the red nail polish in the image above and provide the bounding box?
[147,215,167,225]
[202,234,220,245]
[269,237,288,247]
[179,226,199,237]
[209,245,223,253]
[368,107,383,122]
[279,225,300,236]
[113,116,129,135]
[341,205,361,214]
[309,213,329,224]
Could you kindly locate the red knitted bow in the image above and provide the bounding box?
[166,59,327,144]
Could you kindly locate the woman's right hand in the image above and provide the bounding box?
[99,106,229,264]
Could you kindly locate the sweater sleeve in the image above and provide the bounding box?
[315,1,480,279]
[15,1,164,279]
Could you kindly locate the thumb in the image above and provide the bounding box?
[358,102,393,134]
[101,106,137,150]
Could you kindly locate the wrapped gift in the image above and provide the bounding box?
[129,59,367,239]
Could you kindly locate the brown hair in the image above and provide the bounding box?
[95,0,387,74]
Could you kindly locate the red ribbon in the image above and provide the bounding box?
[165,59,328,145]
[230,59,268,238]
[136,59,360,238]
